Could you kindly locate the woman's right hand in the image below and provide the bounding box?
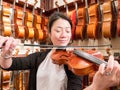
[0,36,19,59]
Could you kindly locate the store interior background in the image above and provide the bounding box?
[0,0,120,90]
[15,0,120,59]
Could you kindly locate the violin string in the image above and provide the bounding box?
[74,50,107,65]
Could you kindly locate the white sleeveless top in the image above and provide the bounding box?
[37,50,67,90]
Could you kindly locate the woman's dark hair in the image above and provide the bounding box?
[48,12,73,33]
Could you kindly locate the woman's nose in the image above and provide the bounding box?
[61,30,67,37]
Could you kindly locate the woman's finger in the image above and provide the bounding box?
[98,63,106,75]
[105,55,114,73]
[0,36,8,47]
[4,37,14,51]
[10,39,20,49]
[66,47,74,53]
[111,61,119,74]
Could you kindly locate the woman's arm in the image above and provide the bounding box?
[83,84,106,90]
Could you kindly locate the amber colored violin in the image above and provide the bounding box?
[87,0,101,39]
[118,0,120,37]
[15,0,28,39]
[102,0,117,38]
[51,49,107,76]
[75,1,86,40]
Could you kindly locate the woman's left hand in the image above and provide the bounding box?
[91,55,120,90]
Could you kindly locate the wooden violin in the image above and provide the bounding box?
[10,0,18,37]
[0,0,3,35]
[75,1,86,40]
[87,0,102,39]
[34,0,46,42]
[15,0,28,39]
[102,0,117,38]
[1,70,11,90]
[51,49,106,76]
[118,0,120,37]
[1,2,12,36]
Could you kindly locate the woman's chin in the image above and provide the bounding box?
[54,42,68,46]
[59,44,68,46]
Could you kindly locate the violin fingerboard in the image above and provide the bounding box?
[73,50,107,65]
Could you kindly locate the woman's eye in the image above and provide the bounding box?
[66,29,71,33]
[55,29,61,33]
[66,30,71,33]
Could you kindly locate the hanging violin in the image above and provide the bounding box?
[118,0,120,37]
[1,2,12,37]
[75,1,87,40]
[87,0,102,39]
[15,0,28,39]
[102,0,117,38]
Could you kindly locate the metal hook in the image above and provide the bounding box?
[13,0,16,8]
[34,0,38,6]
[55,1,59,8]
[55,1,59,12]
[63,0,69,15]
[63,0,67,4]
[23,0,28,12]
[0,0,3,5]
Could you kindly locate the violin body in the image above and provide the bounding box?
[118,0,120,37]
[34,14,45,41]
[16,6,27,39]
[16,19,25,38]
[1,70,11,90]
[87,2,102,39]
[2,10,12,36]
[75,7,86,40]
[25,11,35,40]
[102,1,117,38]
[51,49,104,76]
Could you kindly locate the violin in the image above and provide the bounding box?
[118,0,120,37]
[15,0,28,39]
[87,0,102,39]
[102,0,117,38]
[75,1,86,40]
[51,49,106,76]
[1,70,11,90]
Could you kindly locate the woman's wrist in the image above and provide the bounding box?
[0,53,12,69]
[84,83,106,90]
[1,53,12,60]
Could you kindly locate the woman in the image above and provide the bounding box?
[0,12,120,90]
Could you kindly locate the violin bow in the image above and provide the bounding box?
[0,44,112,49]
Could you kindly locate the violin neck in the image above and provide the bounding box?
[74,2,78,25]
[85,0,89,24]
[97,0,103,22]
[73,50,107,65]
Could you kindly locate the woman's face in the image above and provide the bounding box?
[49,18,72,46]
